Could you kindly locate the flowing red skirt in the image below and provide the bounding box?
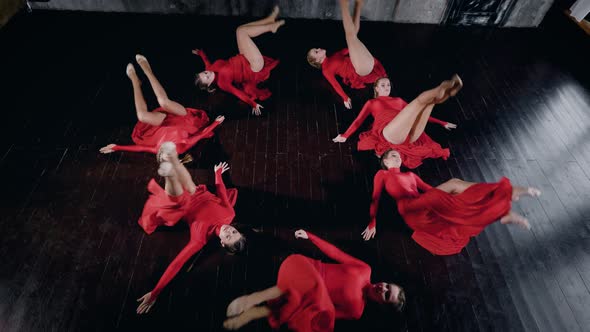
[341,58,387,89]
[138,179,238,234]
[228,55,279,101]
[357,118,450,169]
[399,177,513,255]
[131,107,212,154]
[268,255,335,332]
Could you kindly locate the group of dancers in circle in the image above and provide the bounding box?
[99,1,542,330]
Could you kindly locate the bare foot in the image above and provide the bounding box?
[157,141,178,163]
[223,312,252,330]
[512,186,542,201]
[449,74,463,96]
[268,5,279,21]
[271,20,285,33]
[226,295,253,317]
[434,75,462,104]
[135,54,152,73]
[500,211,530,230]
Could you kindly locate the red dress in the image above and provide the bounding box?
[368,168,513,255]
[138,169,238,298]
[112,107,219,154]
[341,96,450,168]
[321,49,387,102]
[198,51,279,107]
[268,233,372,331]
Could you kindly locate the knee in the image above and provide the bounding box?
[449,178,462,185]
[136,112,150,124]
[157,97,171,109]
[236,25,246,37]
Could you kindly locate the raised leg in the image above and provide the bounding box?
[127,64,166,126]
[223,306,271,330]
[226,286,282,317]
[158,142,197,194]
[353,0,363,34]
[436,178,476,195]
[339,0,374,76]
[236,21,284,73]
[135,55,187,116]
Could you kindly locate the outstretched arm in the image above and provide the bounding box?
[295,230,368,267]
[101,144,158,154]
[216,77,257,108]
[182,116,224,149]
[192,49,212,68]
[322,67,350,104]
[213,162,231,207]
[341,100,373,139]
[367,171,385,230]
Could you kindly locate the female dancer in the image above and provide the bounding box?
[307,0,387,109]
[362,149,542,255]
[333,76,461,168]
[99,55,223,156]
[193,6,284,116]
[136,142,246,314]
[222,230,404,330]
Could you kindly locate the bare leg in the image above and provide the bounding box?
[127,64,166,126]
[158,162,184,196]
[223,306,271,330]
[135,55,187,116]
[236,21,285,73]
[512,186,542,201]
[353,0,363,34]
[226,286,282,317]
[436,178,476,195]
[501,210,530,229]
[158,142,197,194]
[340,0,374,76]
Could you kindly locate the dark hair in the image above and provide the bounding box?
[373,77,390,98]
[194,74,216,93]
[393,286,406,312]
[224,234,247,254]
[379,149,396,170]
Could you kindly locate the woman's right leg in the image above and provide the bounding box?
[223,306,271,330]
[127,64,166,126]
[226,286,282,317]
[158,162,184,196]
[158,142,197,194]
[236,20,284,73]
[382,79,455,144]
[135,55,187,116]
[340,0,374,76]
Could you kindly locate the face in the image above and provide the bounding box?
[374,78,391,97]
[368,282,402,305]
[308,48,326,62]
[219,224,242,247]
[382,150,402,169]
[198,70,215,86]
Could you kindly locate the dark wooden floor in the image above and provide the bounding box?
[1,6,590,332]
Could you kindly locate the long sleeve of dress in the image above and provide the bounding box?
[150,232,207,299]
[322,68,349,102]
[307,233,368,267]
[183,120,221,148]
[112,144,157,154]
[196,50,212,68]
[216,75,257,108]
[341,101,373,138]
[368,171,386,229]
[427,117,448,126]
[214,168,231,208]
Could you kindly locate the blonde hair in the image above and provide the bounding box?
[373,77,390,98]
[306,49,322,69]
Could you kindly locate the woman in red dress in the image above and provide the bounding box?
[222,230,405,331]
[99,55,223,156]
[193,6,284,116]
[135,142,246,314]
[333,76,460,168]
[361,149,542,255]
[307,0,387,109]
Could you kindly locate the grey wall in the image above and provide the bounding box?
[29,0,553,26]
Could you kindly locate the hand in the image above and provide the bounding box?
[361,226,376,241]
[444,122,457,130]
[332,135,347,143]
[99,144,116,154]
[214,161,230,174]
[344,98,352,109]
[136,292,155,314]
[294,229,309,239]
[191,49,201,55]
[215,115,225,123]
[252,104,264,116]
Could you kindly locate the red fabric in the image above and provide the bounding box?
[369,168,512,255]
[268,233,371,331]
[138,169,237,298]
[199,51,279,107]
[342,96,450,169]
[321,49,387,102]
[112,107,218,155]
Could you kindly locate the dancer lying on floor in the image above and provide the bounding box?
[100,55,223,156]
[307,0,387,109]
[333,76,460,168]
[222,230,404,331]
[194,6,284,116]
[136,142,246,314]
[362,149,542,255]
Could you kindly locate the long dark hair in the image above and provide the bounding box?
[194,74,216,93]
[379,149,396,170]
[222,223,250,254]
